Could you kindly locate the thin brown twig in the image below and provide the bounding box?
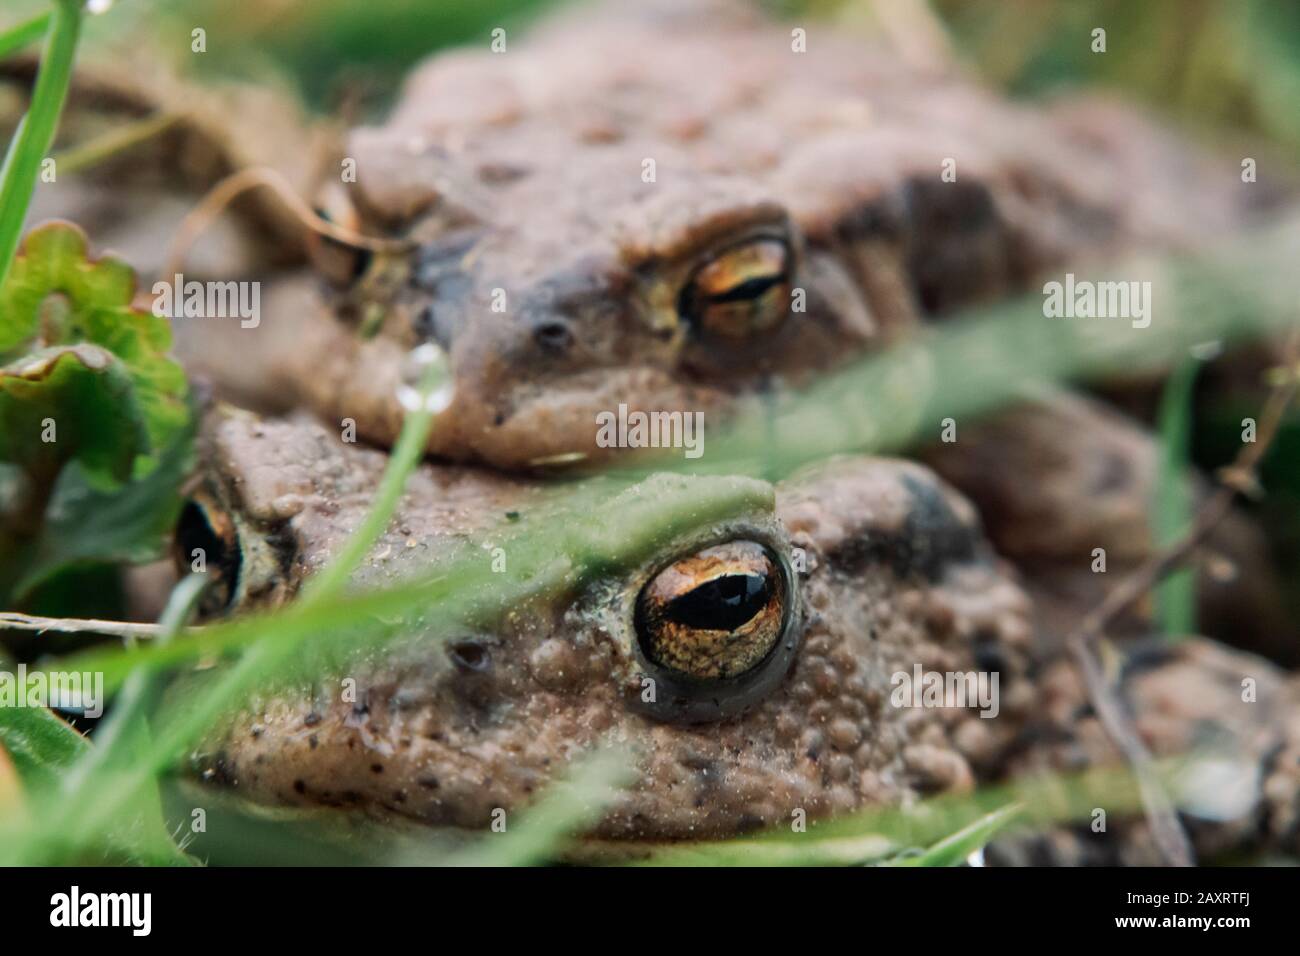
[0,612,170,640]
[1064,328,1300,867]
[163,165,415,279]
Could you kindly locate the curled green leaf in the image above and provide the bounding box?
[0,221,188,463]
[0,223,192,605]
[0,343,146,489]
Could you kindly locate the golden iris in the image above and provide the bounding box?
[634,540,787,681]
[681,239,792,339]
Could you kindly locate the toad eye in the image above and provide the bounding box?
[174,498,241,615]
[634,540,789,682]
[172,495,290,615]
[679,239,792,340]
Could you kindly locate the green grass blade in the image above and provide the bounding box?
[49,112,182,175]
[0,11,51,62]
[300,357,446,603]
[421,747,636,867]
[62,472,772,695]
[881,802,1022,867]
[0,0,82,289]
[1153,355,1201,638]
[635,764,1146,867]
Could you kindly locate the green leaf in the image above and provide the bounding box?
[0,702,87,792]
[0,221,188,461]
[91,719,195,866]
[9,417,193,599]
[0,704,193,866]
[0,224,192,604]
[0,344,147,488]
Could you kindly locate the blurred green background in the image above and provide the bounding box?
[6,0,1300,152]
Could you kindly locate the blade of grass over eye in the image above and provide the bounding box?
[0,0,82,288]
[0,11,51,62]
[2,471,770,863]
[60,471,775,694]
[603,221,1300,483]
[1153,354,1201,639]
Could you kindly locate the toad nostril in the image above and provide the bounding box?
[447,639,491,673]
[413,303,454,351]
[532,319,573,354]
[413,303,436,340]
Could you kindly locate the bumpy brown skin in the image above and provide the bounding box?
[208,0,1250,470]
[994,640,1300,864]
[189,413,1300,857]
[919,390,1292,661]
[191,411,1031,836]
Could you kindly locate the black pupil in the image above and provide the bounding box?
[706,273,783,304]
[664,573,770,631]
